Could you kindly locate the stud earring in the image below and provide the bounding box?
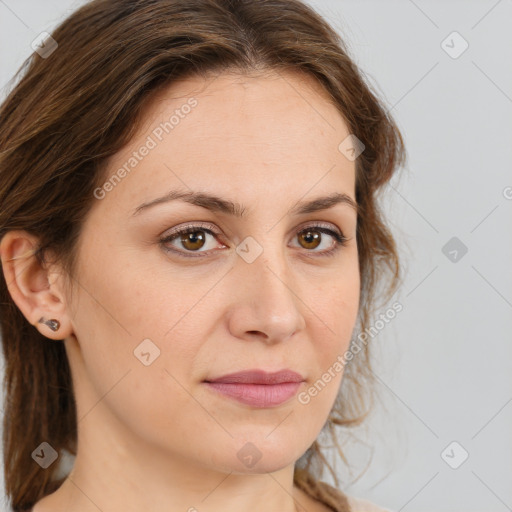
[38,317,60,332]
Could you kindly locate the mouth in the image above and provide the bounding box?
[203,369,305,408]
[204,369,305,385]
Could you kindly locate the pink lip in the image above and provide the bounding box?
[203,369,305,407]
[206,369,304,385]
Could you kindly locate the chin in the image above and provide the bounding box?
[225,434,306,474]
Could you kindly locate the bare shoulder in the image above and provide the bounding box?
[346,495,395,512]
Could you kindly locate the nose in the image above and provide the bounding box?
[226,249,307,345]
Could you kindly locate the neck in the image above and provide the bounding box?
[34,406,304,512]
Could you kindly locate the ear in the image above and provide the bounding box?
[0,230,74,341]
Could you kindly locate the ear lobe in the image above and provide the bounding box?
[0,230,73,340]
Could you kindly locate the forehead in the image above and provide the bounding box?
[96,70,356,214]
[142,69,349,144]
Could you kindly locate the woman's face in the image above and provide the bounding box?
[61,70,360,475]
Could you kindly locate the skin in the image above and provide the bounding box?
[1,69,360,512]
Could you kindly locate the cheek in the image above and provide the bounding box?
[68,246,214,405]
[303,272,360,406]
[311,272,360,349]
[99,363,201,440]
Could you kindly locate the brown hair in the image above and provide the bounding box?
[0,0,405,510]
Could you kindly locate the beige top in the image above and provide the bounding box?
[346,495,394,512]
[300,476,394,512]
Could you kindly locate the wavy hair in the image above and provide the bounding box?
[0,0,405,510]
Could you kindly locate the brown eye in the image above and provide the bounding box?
[179,230,206,251]
[297,229,322,250]
[161,224,225,257]
[292,225,347,257]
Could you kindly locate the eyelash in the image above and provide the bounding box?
[159,221,349,259]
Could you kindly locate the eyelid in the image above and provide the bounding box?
[162,221,220,238]
[294,220,343,237]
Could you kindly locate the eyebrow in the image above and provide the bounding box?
[131,190,358,217]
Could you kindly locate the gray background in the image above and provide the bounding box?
[1,1,511,511]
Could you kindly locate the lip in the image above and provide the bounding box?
[203,369,305,407]
[205,369,305,385]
